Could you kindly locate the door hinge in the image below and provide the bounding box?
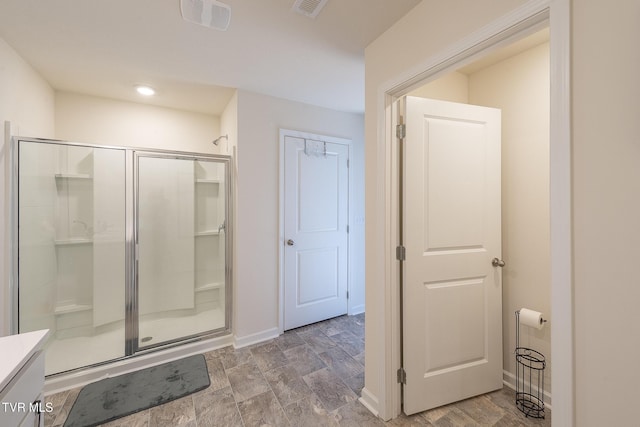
[396,245,406,261]
[346,290,349,299]
[347,225,349,233]
[396,124,406,139]
[347,158,350,168]
[397,367,406,384]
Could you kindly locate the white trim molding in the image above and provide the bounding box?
[233,327,280,349]
[548,0,573,424]
[359,387,380,417]
[349,304,365,315]
[45,333,234,395]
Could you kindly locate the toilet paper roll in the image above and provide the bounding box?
[519,308,545,330]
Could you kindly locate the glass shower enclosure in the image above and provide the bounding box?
[12,138,232,376]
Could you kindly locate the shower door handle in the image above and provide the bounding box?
[286,239,295,246]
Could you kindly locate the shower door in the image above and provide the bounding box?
[135,152,230,349]
[16,139,128,375]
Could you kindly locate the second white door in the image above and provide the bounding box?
[283,134,349,330]
[402,96,503,414]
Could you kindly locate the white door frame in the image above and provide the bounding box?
[278,128,354,334]
[373,0,572,424]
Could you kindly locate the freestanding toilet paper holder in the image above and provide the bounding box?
[515,309,546,419]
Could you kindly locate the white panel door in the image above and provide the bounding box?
[403,96,503,414]
[284,136,349,330]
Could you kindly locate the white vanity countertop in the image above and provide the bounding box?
[0,329,49,394]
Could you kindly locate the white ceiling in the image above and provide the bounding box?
[0,0,421,115]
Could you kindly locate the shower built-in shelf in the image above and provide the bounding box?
[195,179,220,184]
[54,238,93,246]
[195,282,224,293]
[54,173,93,180]
[54,304,93,315]
[195,230,220,237]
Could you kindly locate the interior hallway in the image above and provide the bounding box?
[44,313,550,426]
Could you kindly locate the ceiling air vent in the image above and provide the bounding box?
[292,0,329,19]
[180,0,231,31]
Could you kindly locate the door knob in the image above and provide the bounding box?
[492,258,505,267]
[286,239,295,246]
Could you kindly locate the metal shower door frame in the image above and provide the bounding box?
[130,149,234,355]
[10,136,233,374]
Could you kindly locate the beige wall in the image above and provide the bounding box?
[55,92,220,153]
[363,0,529,417]
[409,71,469,104]
[573,1,640,425]
[468,42,551,394]
[0,37,56,336]
[233,90,365,343]
[220,91,238,157]
[0,39,55,139]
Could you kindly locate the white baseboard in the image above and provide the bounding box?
[359,387,380,417]
[233,327,280,349]
[349,304,365,315]
[44,333,234,395]
[503,370,552,410]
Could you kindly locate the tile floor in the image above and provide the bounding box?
[45,313,551,426]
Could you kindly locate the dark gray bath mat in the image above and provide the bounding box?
[64,354,210,427]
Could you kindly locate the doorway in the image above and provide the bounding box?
[363,2,572,421]
[400,96,505,414]
[400,30,553,415]
[279,129,352,331]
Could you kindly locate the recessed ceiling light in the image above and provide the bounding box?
[136,85,155,96]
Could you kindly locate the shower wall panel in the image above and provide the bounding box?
[138,156,195,316]
[93,149,126,327]
[18,142,58,334]
[136,154,228,348]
